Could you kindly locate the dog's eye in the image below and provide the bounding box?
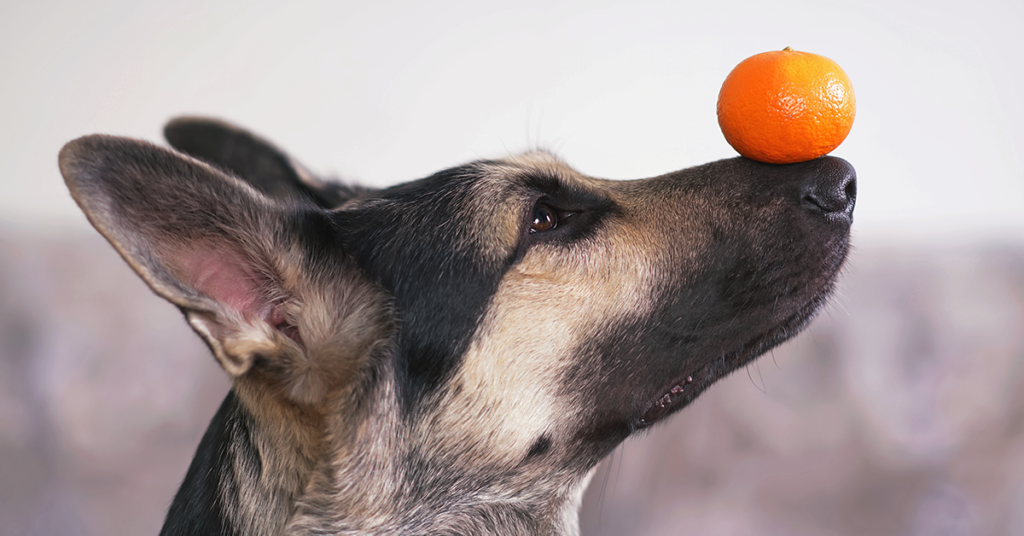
[530,203,558,233]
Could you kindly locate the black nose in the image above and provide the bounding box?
[798,156,857,221]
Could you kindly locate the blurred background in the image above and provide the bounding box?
[1,0,1022,534]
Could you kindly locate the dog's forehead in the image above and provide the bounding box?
[344,151,587,255]
[476,150,594,189]
[487,150,574,173]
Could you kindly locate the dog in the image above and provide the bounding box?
[58,117,854,535]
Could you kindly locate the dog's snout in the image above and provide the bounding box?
[798,156,856,220]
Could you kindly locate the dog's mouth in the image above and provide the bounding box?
[636,291,832,429]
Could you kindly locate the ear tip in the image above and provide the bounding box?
[165,115,230,130]
[163,117,201,146]
[164,116,237,145]
[60,134,142,184]
[59,134,106,184]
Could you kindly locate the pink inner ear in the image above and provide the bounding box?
[166,241,302,344]
[170,242,267,320]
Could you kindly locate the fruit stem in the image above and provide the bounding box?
[783,46,794,51]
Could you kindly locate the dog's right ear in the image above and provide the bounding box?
[59,135,390,403]
[164,117,369,208]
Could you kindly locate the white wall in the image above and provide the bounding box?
[2,0,1022,243]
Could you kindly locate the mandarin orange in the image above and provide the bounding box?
[717,47,855,164]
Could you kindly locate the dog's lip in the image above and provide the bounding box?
[637,368,705,427]
[636,291,832,429]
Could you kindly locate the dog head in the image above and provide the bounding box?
[60,118,853,534]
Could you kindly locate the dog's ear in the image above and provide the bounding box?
[164,117,371,208]
[59,135,390,403]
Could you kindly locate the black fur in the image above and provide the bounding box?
[564,157,854,459]
[162,391,256,536]
[334,165,517,409]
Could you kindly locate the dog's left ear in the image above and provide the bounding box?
[164,116,368,208]
[59,135,390,404]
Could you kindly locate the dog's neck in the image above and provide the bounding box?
[160,378,325,536]
[161,375,590,536]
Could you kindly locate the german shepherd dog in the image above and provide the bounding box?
[58,117,855,535]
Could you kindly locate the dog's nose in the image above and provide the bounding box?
[798,156,856,220]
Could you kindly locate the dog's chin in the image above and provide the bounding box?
[636,287,835,429]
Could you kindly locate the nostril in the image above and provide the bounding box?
[845,175,857,206]
[802,191,828,212]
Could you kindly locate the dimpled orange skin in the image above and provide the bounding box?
[717,48,856,164]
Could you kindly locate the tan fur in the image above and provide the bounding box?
[427,214,662,468]
[229,377,327,536]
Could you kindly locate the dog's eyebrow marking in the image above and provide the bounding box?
[520,173,614,213]
[526,435,552,459]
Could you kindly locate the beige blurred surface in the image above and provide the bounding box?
[2,227,1023,535]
